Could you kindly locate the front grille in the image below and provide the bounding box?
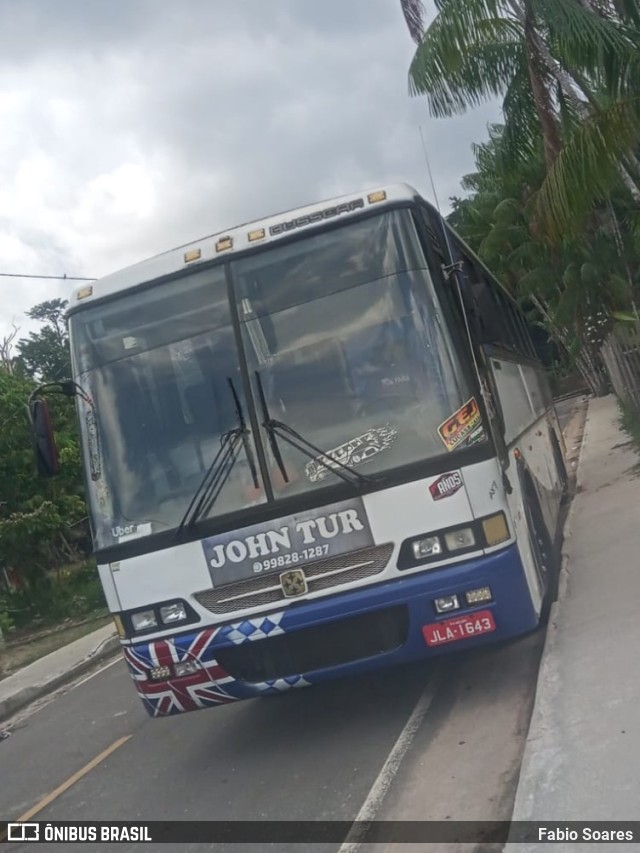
[216,605,409,682]
[193,543,394,615]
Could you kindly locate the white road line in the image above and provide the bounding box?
[2,655,124,729]
[72,653,122,689]
[338,666,443,853]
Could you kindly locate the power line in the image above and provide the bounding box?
[0,273,97,281]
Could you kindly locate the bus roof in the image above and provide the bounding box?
[70,183,421,309]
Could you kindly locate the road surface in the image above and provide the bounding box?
[0,396,587,853]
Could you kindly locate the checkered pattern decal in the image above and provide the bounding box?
[122,612,309,717]
[217,612,285,645]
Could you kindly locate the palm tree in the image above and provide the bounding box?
[398,0,640,239]
[448,123,625,393]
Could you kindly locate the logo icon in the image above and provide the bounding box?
[429,471,464,501]
[8,823,39,842]
[280,569,308,598]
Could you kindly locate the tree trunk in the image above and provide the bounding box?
[505,0,640,200]
[523,1,562,169]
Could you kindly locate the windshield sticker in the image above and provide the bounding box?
[429,471,464,501]
[201,497,374,586]
[113,522,153,543]
[438,398,482,452]
[465,425,487,447]
[304,425,398,483]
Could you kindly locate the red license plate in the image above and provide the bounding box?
[422,609,496,647]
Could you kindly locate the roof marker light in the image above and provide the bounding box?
[216,237,233,252]
[184,249,201,263]
[368,191,387,204]
[248,228,265,242]
[76,286,93,300]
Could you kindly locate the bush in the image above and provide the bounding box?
[4,560,107,630]
[619,401,640,452]
[0,604,14,636]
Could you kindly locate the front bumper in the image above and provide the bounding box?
[122,543,538,717]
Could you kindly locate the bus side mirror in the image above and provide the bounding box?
[30,398,60,477]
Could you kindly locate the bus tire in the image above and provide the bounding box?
[524,483,558,624]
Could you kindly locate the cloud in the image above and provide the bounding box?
[0,0,500,345]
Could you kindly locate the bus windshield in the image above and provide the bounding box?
[69,209,483,551]
[233,210,479,497]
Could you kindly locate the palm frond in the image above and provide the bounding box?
[610,0,640,27]
[399,0,428,43]
[536,0,640,99]
[500,46,546,168]
[408,7,523,116]
[534,96,640,240]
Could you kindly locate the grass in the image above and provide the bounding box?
[619,401,640,446]
[618,400,640,475]
[0,559,112,680]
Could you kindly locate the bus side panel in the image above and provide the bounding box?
[503,462,543,616]
[488,356,564,615]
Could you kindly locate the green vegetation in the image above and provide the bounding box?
[400,0,640,395]
[619,398,640,448]
[1,561,107,635]
[0,300,102,638]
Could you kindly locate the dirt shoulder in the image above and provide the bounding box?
[0,613,112,681]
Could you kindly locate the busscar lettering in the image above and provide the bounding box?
[269,198,365,236]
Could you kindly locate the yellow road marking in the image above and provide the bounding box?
[0,735,131,840]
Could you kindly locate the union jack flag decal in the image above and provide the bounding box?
[123,627,237,717]
[122,614,311,718]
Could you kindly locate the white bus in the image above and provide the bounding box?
[32,184,567,717]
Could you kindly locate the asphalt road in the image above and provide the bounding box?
[0,396,588,853]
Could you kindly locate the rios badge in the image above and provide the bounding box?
[429,471,464,501]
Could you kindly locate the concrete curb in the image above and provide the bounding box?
[506,398,593,844]
[0,634,121,725]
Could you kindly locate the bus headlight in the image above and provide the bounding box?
[160,601,188,624]
[412,536,442,559]
[444,527,475,551]
[131,609,158,631]
[120,598,200,637]
[174,660,200,677]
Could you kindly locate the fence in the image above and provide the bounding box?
[601,322,640,412]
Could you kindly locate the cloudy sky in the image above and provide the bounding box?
[0,0,500,345]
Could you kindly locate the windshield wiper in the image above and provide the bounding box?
[228,377,259,490]
[175,379,258,537]
[254,370,290,485]
[254,371,374,490]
